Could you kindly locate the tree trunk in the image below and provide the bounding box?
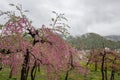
[31,60,37,80]
[65,54,74,80]
[21,49,30,80]
[101,52,106,80]
[38,64,40,72]
[9,66,14,78]
[65,70,69,80]
[105,66,107,80]
[0,58,2,71]
[110,58,116,80]
[95,60,98,71]
[110,70,115,80]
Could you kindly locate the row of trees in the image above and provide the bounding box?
[86,48,120,80]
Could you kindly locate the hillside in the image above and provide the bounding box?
[104,35,120,41]
[67,33,120,50]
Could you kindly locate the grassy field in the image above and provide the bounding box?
[0,66,120,80]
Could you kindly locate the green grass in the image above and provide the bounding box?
[0,67,17,80]
[0,67,120,80]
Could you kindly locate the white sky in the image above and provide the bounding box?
[0,0,120,36]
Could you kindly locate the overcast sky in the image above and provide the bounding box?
[0,0,120,36]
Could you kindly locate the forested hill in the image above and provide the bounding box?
[66,33,120,50]
[104,35,120,41]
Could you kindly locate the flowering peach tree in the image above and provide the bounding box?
[0,4,86,80]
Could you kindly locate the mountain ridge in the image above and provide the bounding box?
[104,35,120,41]
[67,33,120,50]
